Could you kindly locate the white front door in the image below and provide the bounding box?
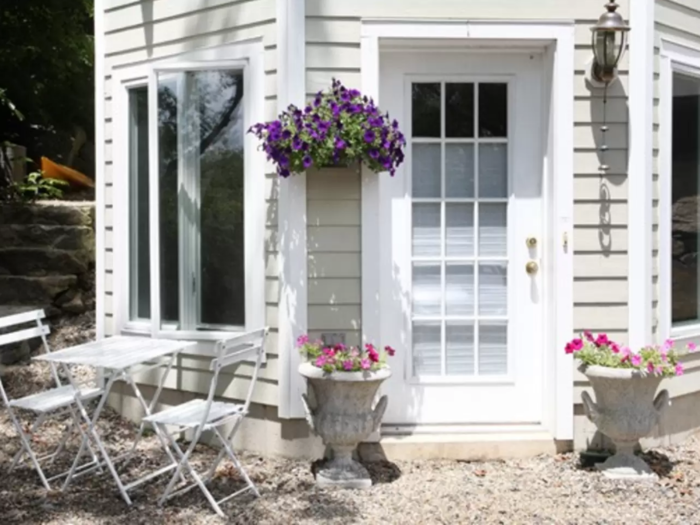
[379,51,545,426]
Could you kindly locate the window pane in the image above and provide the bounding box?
[412,83,441,138]
[412,143,441,198]
[413,322,441,376]
[672,73,700,326]
[478,144,508,198]
[129,87,151,320]
[479,322,507,375]
[446,323,474,375]
[446,204,474,257]
[413,263,441,315]
[446,264,474,316]
[157,74,180,324]
[479,204,507,257]
[445,144,475,198]
[446,83,474,138]
[479,263,507,315]
[197,70,246,327]
[412,203,441,257]
[479,83,507,138]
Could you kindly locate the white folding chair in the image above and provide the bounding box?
[143,327,268,517]
[0,309,103,490]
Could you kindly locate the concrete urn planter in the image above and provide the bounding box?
[580,364,670,480]
[299,362,391,489]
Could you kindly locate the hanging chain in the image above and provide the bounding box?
[599,81,610,175]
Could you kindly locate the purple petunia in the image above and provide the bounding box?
[249,78,405,177]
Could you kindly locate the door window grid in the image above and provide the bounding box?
[410,81,509,378]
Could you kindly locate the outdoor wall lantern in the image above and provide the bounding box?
[591,2,630,84]
[590,1,630,172]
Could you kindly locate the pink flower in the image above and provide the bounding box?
[610,343,620,354]
[689,343,697,353]
[315,356,327,367]
[662,339,674,352]
[323,347,336,357]
[631,354,642,367]
[595,334,610,347]
[655,365,664,375]
[385,345,396,356]
[360,359,371,370]
[365,343,376,353]
[584,331,595,342]
[296,334,309,347]
[343,360,354,371]
[368,349,379,363]
[647,361,655,373]
[565,343,574,354]
[620,347,631,361]
[661,351,668,363]
[350,348,360,358]
[676,362,685,376]
[571,339,583,351]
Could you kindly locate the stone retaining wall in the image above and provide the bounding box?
[0,202,95,316]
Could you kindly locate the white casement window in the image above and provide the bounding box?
[660,41,700,342]
[113,41,265,339]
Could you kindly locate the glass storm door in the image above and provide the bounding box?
[379,52,545,426]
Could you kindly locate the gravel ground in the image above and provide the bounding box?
[2,323,700,524]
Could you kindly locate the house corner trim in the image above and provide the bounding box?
[627,0,654,347]
[277,0,307,418]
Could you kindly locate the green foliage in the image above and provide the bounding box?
[13,171,69,202]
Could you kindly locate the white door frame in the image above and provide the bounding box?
[360,20,575,439]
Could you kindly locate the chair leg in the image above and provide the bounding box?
[7,408,51,491]
[159,426,225,518]
[213,426,260,498]
[9,413,47,472]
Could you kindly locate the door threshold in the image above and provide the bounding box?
[381,422,548,437]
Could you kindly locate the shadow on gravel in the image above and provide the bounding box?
[310,457,402,486]
[576,448,678,478]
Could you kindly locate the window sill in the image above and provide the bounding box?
[670,323,700,342]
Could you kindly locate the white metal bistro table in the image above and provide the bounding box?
[33,336,196,505]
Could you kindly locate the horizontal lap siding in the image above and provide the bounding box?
[100,1,279,404]
[307,168,362,347]
[305,9,629,339]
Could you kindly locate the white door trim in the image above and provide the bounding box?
[360,19,574,439]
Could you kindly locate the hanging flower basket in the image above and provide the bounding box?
[249,79,406,177]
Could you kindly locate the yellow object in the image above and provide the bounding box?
[41,157,94,189]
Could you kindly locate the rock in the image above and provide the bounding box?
[61,291,85,314]
[0,339,31,365]
[0,224,94,251]
[0,202,93,227]
[0,275,78,305]
[0,248,89,276]
[54,287,79,307]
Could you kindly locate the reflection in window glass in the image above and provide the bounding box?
[412,83,441,137]
[157,70,245,329]
[672,73,700,326]
[128,87,151,320]
[157,75,180,324]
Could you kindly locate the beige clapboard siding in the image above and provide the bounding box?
[305,0,628,20]
[100,0,281,404]
[307,167,362,345]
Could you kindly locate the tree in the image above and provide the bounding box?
[0,0,94,185]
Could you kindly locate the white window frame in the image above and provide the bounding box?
[112,39,265,343]
[659,38,700,343]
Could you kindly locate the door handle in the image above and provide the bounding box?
[525,261,539,275]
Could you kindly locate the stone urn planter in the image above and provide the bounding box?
[580,364,669,480]
[299,362,391,489]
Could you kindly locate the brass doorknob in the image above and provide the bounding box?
[525,261,539,275]
[526,237,537,248]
